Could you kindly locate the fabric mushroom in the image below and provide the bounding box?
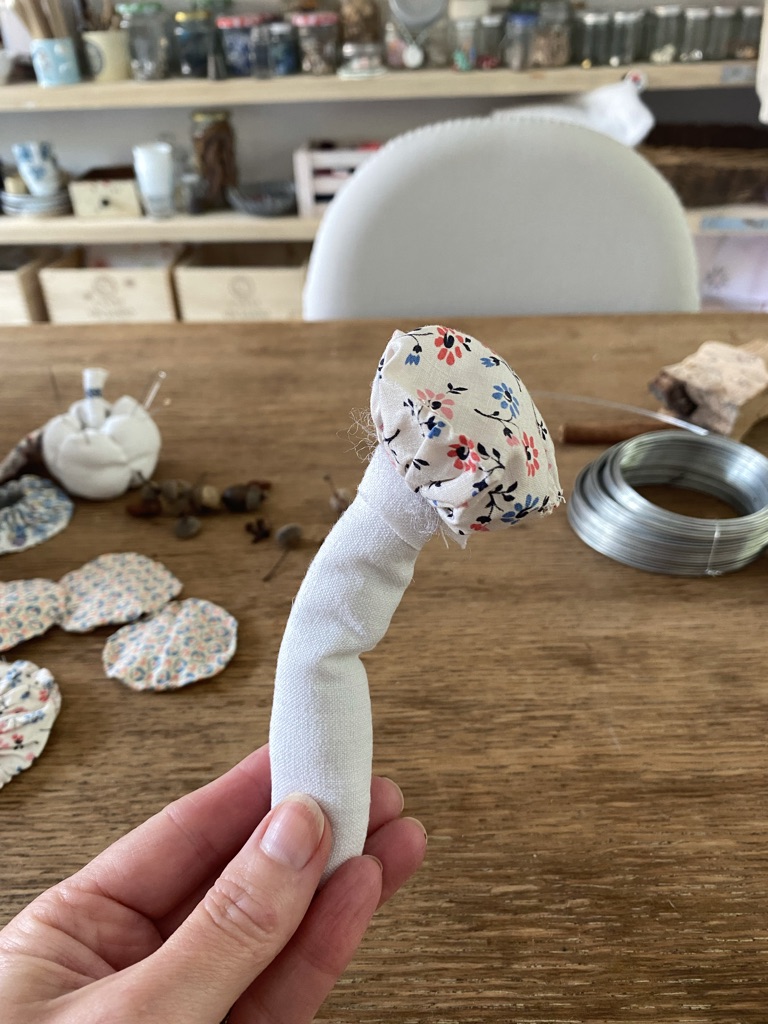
[269,325,564,879]
[42,367,161,501]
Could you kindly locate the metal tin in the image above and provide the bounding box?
[679,6,710,61]
[609,9,644,66]
[574,9,610,68]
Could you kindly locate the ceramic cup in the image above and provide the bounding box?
[29,37,81,87]
[11,140,62,197]
[132,141,175,218]
[82,29,131,82]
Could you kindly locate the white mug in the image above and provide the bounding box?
[132,141,175,219]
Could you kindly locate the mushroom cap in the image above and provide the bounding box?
[370,326,563,542]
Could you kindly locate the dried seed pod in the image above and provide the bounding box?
[174,514,201,540]
[140,480,160,502]
[324,474,353,517]
[263,523,303,581]
[246,517,271,543]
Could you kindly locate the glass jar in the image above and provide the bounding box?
[608,9,644,66]
[174,10,215,78]
[529,0,571,68]
[679,6,709,60]
[477,12,504,68]
[290,11,339,74]
[450,15,477,69]
[214,13,265,76]
[733,4,762,58]
[339,0,382,44]
[117,1,170,80]
[573,9,610,67]
[338,40,386,75]
[268,21,300,75]
[645,4,681,63]
[705,5,735,58]
[190,109,238,210]
[504,11,537,70]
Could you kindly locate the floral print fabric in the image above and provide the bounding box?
[102,598,237,691]
[0,659,61,788]
[371,326,564,543]
[0,579,65,652]
[0,475,74,556]
[59,552,183,633]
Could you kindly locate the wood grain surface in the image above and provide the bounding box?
[1,314,767,1023]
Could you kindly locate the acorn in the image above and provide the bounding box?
[174,514,201,540]
[191,483,222,513]
[126,496,162,518]
[262,523,303,581]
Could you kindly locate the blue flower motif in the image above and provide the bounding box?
[492,383,520,417]
[405,352,420,366]
[481,356,499,367]
[501,494,540,522]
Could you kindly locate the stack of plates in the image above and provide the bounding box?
[1,189,71,218]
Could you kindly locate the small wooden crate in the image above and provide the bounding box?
[68,164,143,219]
[293,142,380,218]
[39,248,179,324]
[174,242,310,322]
[0,251,53,324]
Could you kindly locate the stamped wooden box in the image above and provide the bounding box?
[174,243,310,322]
[68,166,143,218]
[39,247,180,324]
[292,141,380,218]
[0,250,54,323]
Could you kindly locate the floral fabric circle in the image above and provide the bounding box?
[0,475,74,556]
[0,578,65,653]
[371,326,564,543]
[0,659,62,789]
[102,598,238,691]
[59,552,183,633]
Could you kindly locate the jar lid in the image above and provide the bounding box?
[191,109,230,121]
[683,6,710,17]
[577,9,610,22]
[290,10,339,26]
[711,5,736,14]
[175,9,211,21]
[613,9,645,21]
[269,20,295,33]
[480,12,503,25]
[740,4,762,13]
[216,12,269,26]
[651,4,682,14]
[506,11,538,23]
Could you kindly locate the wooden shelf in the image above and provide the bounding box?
[0,211,321,244]
[0,61,757,113]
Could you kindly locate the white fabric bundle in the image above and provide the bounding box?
[270,326,563,878]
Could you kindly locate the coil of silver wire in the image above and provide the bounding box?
[567,430,768,576]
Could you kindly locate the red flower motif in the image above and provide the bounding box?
[434,326,465,367]
[470,522,489,532]
[416,388,455,420]
[448,435,480,472]
[38,690,49,702]
[522,432,540,476]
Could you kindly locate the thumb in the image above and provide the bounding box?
[124,793,330,1022]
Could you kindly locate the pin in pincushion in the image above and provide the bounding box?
[270,326,563,878]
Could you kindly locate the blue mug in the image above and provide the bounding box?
[30,37,81,87]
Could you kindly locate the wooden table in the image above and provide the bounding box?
[2,314,767,1023]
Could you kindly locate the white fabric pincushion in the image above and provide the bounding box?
[42,367,161,501]
[270,326,563,880]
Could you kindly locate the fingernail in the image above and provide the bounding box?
[260,793,325,870]
[403,816,428,845]
[382,777,405,812]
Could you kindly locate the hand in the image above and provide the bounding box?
[0,744,427,1024]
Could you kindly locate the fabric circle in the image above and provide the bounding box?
[102,598,238,691]
[0,659,62,789]
[370,326,564,542]
[0,578,65,652]
[59,552,182,633]
[0,475,74,556]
